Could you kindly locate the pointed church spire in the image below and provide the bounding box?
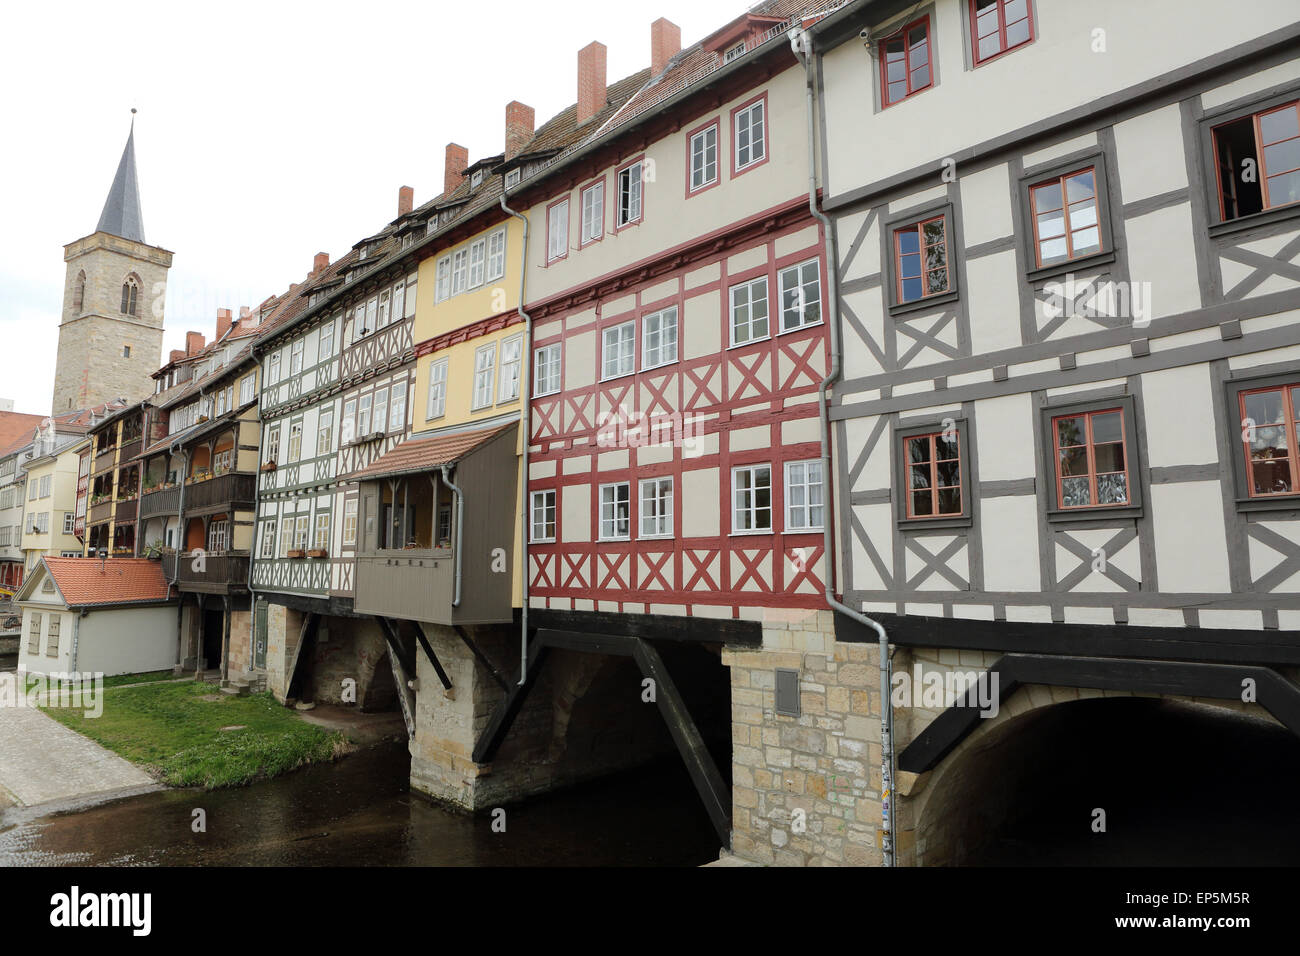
[96,109,146,244]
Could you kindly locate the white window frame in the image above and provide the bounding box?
[342,399,356,444]
[435,256,452,302]
[317,408,333,456]
[240,373,256,406]
[472,343,497,411]
[641,307,679,370]
[268,351,281,384]
[581,181,605,244]
[288,422,303,461]
[343,498,358,547]
[377,290,391,329]
[313,512,330,550]
[690,125,718,192]
[731,464,773,534]
[601,321,636,380]
[729,276,770,346]
[598,482,631,541]
[451,249,469,296]
[548,198,570,262]
[290,338,304,375]
[486,229,507,281]
[426,359,448,420]
[498,336,523,403]
[358,394,372,436]
[260,519,277,558]
[266,425,281,463]
[373,388,389,436]
[62,512,75,534]
[530,489,556,543]
[617,162,643,227]
[533,344,561,397]
[779,258,822,332]
[735,100,766,171]
[468,238,486,289]
[784,459,825,531]
[390,380,407,431]
[294,514,310,551]
[638,477,673,539]
[208,519,228,553]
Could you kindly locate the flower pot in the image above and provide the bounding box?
[260,462,277,472]
[287,549,305,559]
[306,548,328,559]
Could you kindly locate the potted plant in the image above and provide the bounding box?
[306,548,328,558]
[260,461,277,472]
[287,548,306,559]
[142,540,165,560]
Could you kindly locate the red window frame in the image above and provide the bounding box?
[904,431,962,519]
[1051,408,1130,510]
[894,215,950,304]
[970,0,1035,65]
[1212,101,1300,222]
[1238,383,1300,498]
[1029,166,1101,268]
[879,16,933,108]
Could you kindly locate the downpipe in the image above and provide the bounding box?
[791,26,895,867]
[169,441,190,669]
[501,191,532,685]
[440,464,464,607]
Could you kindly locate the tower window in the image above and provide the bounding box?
[73,271,86,313]
[123,346,131,358]
[120,277,139,316]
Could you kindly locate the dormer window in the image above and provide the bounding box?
[506,169,522,189]
[724,42,746,63]
[471,170,485,189]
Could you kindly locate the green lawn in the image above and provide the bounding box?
[100,669,180,689]
[41,682,347,789]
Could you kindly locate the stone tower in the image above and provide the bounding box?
[52,115,173,414]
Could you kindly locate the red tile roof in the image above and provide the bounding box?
[40,557,173,608]
[0,411,45,455]
[344,424,514,482]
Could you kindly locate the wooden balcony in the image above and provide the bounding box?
[184,472,257,515]
[92,447,116,474]
[353,550,461,624]
[139,484,181,519]
[176,551,250,594]
[88,500,112,526]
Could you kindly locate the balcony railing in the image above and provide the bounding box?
[184,471,256,513]
[174,551,250,593]
[113,497,138,524]
[93,447,116,473]
[139,484,181,519]
[88,500,112,526]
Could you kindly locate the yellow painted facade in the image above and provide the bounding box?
[21,442,86,567]
[412,215,528,606]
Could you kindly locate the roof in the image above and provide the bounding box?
[96,118,146,244]
[0,412,45,457]
[34,557,173,609]
[344,423,513,482]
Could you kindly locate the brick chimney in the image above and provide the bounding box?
[312,252,330,275]
[444,143,468,197]
[577,41,607,126]
[169,349,185,364]
[185,331,205,356]
[216,308,233,341]
[505,101,535,161]
[398,185,414,217]
[651,19,681,76]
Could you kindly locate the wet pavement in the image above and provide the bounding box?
[0,743,721,866]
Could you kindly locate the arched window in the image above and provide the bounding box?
[73,271,86,313]
[120,276,139,316]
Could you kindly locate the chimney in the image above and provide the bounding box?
[169,349,185,364]
[185,331,205,356]
[577,41,608,126]
[651,19,681,76]
[312,252,330,275]
[216,308,233,341]
[505,101,535,161]
[444,143,468,197]
[398,185,414,217]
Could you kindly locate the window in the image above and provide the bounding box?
[724,41,746,63]
[373,389,389,435]
[1030,167,1101,268]
[390,381,407,431]
[266,425,280,463]
[730,277,770,345]
[486,230,506,281]
[581,181,604,244]
[473,344,497,410]
[290,339,304,375]
[506,168,522,189]
[294,514,310,551]
[602,321,636,379]
[639,477,673,538]
[436,256,452,302]
[452,249,469,295]
[548,199,570,262]
[377,291,391,329]
[393,282,407,321]
[343,498,358,547]
[240,374,256,405]
[74,271,86,312]
[1051,409,1129,510]
[123,346,131,358]
[468,239,486,289]
[288,422,303,461]
[63,512,75,534]
[27,482,35,502]
[971,0,1034,64]
[499,337,523,402]
[530,489,556,542]
[1233,377,1300,502]
[599,483,631,540]
[357,394,372,436]
[690,124,718,191]
[893,216,950,304]
[268,352,281,384]
[785,460,825,530]
[313,513,329,550]
[734,101,766,171]
[317,409,334,455]
[279,518,292,557]
[426,359,448,419]
[46,616,60,657]
[471,169,484,189]
[120,277,139,316]
[366,298,378,335]
[642,307,679,369]
[208,519,228,553]
[880,17,932,107]
[1212,99,1300,223]
[779,259,822,330]
[904,432,963,518]
[534,344,561,397]
[260,519,277,558]
[342,399,356,444]
[39,476,51,498]
[732,465,773,533]
[27,613,41,654]
[617,163,643,227]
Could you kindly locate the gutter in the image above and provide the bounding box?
[439,464,465,607]
[500,191,533,686]
[791,25,894,867]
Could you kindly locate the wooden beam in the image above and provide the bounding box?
[376,617,416,737]
[472,638,548,763]
[414,621,453,691]
[530,608,761,646]
[453,624,509,691]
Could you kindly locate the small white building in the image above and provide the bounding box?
[14,557,176,677]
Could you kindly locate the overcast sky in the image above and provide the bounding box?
[0,0,753,416]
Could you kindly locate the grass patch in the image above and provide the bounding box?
[41,682,347,789]
[100,670,179,689]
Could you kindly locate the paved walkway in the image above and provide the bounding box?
[0,705,159,809]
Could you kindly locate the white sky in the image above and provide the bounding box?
[0,0,752,416]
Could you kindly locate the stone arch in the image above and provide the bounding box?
[120,273,141,316]
[73,270,87,313]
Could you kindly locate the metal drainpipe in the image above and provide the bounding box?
[169,439,190,668]
[791,26,895,867]
[439,464,464,607]
[500,192,532,685]
[246,394,263,680]
[72,608,88,674]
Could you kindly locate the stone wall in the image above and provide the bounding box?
[309,616,396,710]
[722,609,885,867]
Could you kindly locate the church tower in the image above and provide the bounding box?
[52,113,173,414]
